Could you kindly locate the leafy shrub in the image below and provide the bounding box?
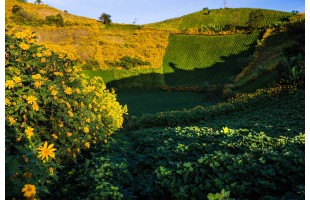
[108,56,151,70]
[247,9,265,28]
[5,29,127,199]
[155,128,304,199]
[53,156,134,199]
[45,14,64,27]
[11,4,40,26]
[82,59,100,70]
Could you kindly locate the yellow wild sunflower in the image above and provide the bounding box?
[26,95,37,105]
[25,127,34,139]
[21,184,36,198]
[37,142,57,161]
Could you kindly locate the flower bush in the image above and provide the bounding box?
[5,28,127,199]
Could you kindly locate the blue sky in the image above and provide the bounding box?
[41,0,305,25]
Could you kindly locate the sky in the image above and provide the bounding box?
[40,0,306,25]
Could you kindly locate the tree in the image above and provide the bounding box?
[34,0,42,5]
[99,13,112,25]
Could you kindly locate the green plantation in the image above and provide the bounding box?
[163,33,259,86]
[5,1,305,199]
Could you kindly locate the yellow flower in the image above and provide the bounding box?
[54,72,63,77]
[49,167,54,174]
[64,86,73,95]
[19,42,30,50]
[15,31,27,39]
[43,50,52,57]
[59,121,64,128]
[37,141,57,161]
[36,53,42,57]
[68,111,74,117]
[5,80,15,89]
[83,126,89,133]
[25,127,34,139]
[223,127,229,134]
[26,95,37,105]
[51,89,58,96]
[31,74,41,80]
[86,118,91,123]
[84,142,90,149]
[21,184,36,198]
[41,58,46,63]
[12,76,22,84]
[23,172,32,180]
[104,139,108,144]
[39,69,46,74]
[5,98,11,106]
[8,116,16,125]
[34,81,44,88]
[66,132,72,137]
[32,102,39,111]
[9,45,14,49]
[16,136,22,142]
[52,134,58,139]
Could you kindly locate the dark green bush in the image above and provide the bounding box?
[109,56,150,70]
[45,14,64,27]
[82,59,100,70]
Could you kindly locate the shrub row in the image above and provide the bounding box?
[126,83,300,129]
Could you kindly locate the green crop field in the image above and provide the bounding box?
[163,33,259,86]
[116,89,212,116]
[147,8,293,30]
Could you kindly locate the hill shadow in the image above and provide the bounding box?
[106,47,255,89]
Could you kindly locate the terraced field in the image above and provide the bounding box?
[163,33,260,86]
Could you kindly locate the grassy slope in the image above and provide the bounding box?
[5,0,170,70]
[163,33,259,86]
[146,8,293,30]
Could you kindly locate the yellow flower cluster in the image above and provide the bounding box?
[6,28,127,198]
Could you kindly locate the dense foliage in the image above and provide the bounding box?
[108,56,151,70]
[53,87,304,199]
[5,29,127,199]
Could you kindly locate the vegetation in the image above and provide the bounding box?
[45,14,64,27]
[108,56,151,70]
[99,12,112,25]
[147,8,293,30]
[5,29,127,199]
[5,0,305,199]
[51,86,304,199]
[163,33,259,86]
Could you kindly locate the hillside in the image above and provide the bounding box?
[5,0,302,91]
[5,0,170,71]
[5,1,305,199]
[163,33,259,86]
[146,8,294,30]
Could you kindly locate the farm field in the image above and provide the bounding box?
[116,89,212,116]
[163,33,259,86]
[147,8,293,30]
[54,87,305,200]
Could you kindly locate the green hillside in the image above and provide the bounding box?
[147,8,294,30]
[163,33,259,86]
